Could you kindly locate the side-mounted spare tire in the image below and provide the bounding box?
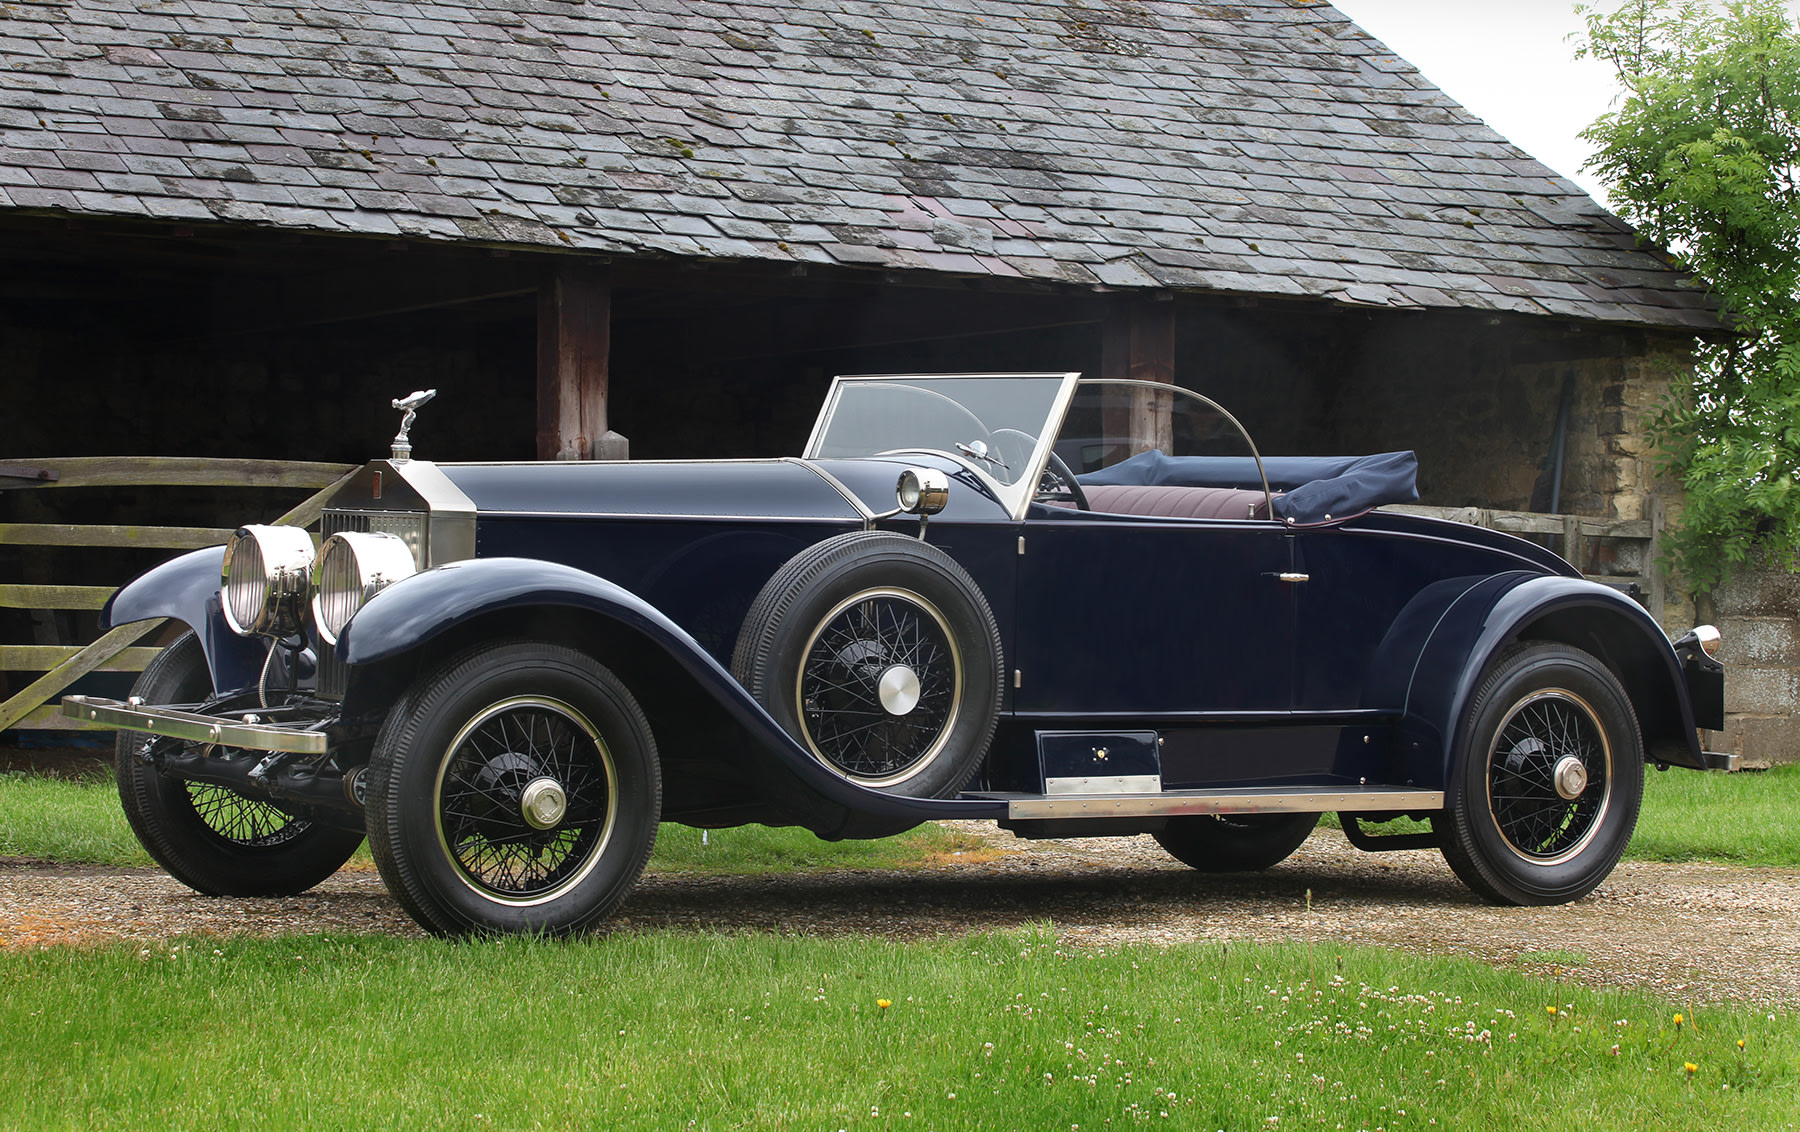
[732,530,1004,799]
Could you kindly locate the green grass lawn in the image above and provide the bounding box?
[1631,763,1800,865]
[0,769,989,874]
[6,760,1800,871]
[1,927,1791,1130]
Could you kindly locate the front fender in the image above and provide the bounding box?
[1399,573,1705,802]
[335,558,1008,835]
[100,546,266,692]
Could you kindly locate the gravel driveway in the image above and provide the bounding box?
[5,824,1797,1008]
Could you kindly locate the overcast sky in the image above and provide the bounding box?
[1326,0,1625,205]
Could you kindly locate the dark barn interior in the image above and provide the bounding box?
[2,211,1668,506]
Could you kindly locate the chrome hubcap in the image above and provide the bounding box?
[877,664,922,716]
[1553,755,1589,801]
[519,777,568,830]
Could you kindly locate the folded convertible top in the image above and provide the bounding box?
[1078,449,1420,525]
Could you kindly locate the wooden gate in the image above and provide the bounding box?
[0,458,355,736]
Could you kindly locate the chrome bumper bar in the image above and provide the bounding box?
[977,786,1445,821]
[61,695,328,755]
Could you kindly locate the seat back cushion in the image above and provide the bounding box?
[1082,483,1271,520]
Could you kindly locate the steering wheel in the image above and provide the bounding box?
[1038,451,1090,511]
[990,428,1089,511]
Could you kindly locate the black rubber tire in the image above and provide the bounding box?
[365,641,661,937]
[731,530,1003,798]
[115,633,363,897]
[1435,642,1644,906]
[1154,812,1320,872]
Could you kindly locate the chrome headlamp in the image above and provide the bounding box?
[221,525,317,637]
[896,468,949,515]
[312,530,418,645]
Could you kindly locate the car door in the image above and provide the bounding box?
[1012,378,1295,717]
[1012,511,1295,715]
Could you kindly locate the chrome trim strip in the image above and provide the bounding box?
[1045,774,1163,796]
[993,787,1445,820]
[61,695,328,755]
[783,457,876,520]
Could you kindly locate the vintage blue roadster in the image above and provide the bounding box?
[64,373,1728,935]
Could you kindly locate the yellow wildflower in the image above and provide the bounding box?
[1684,1062,1698,1075]
[877,999,892,1010]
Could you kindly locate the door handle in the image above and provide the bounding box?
[1264,572,1309,583]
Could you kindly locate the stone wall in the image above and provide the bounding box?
[1708,556,1800,767]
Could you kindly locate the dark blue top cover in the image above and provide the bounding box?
[1079,450,1420,525]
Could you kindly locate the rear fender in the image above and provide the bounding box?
[335,557,1008,836]
[1395,574,1704,803]
[100,546,267,692]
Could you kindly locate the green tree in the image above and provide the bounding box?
[1578,0,1800,593]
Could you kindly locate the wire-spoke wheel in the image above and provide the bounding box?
[184,783,310,847]
[115,632,364,896]
[367,642,659,937]
[799,588,961,785]
[1437,642,1642,906]
[434,696,616,905]
[733,531,1002,798]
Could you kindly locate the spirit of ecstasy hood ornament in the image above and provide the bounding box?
[390,389,436,463]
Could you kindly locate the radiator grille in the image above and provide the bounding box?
[316,508,425,701]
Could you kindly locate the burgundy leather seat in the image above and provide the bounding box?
[1081,483,1272,520]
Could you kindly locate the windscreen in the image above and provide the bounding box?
[808,375,1068,488]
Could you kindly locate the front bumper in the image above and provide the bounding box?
[61,695,327,755]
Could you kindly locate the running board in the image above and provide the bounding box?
[970,786,1444,821]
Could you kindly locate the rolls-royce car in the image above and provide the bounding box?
[64,372,1729,936]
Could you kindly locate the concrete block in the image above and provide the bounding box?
[1715,714,1800,768]
[1716,617,1800,668]
[1722,666,1799,716]
[1715,563,1800,617]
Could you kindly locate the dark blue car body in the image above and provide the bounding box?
[80,373,1727,932]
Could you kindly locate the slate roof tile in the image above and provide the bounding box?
[0,0,1713,329]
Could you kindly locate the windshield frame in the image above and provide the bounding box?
[803,372,1082,520]
[802,373,1273,523]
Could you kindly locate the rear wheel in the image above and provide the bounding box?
[1154,812,1319,872]
[115,632,363,896]
[1436,642,1643,905]
[366,641,660,936]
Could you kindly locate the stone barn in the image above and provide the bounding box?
[3,0,1772,756]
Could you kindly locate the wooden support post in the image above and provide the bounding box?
[1562,513,1586,575]
[536,264,624,461]
[1100,297,1177,457]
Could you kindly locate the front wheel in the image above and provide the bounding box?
[1154,812,1319,872]
[1435,642,1643,906]
[116,633,363,896]
[365,641,661,937]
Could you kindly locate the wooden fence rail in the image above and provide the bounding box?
[0,458,357,735]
